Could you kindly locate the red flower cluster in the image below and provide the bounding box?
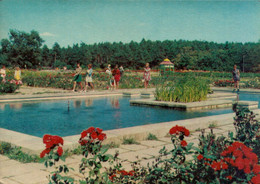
[210,160,228,171]
[79,127,107,145]
[118,170,134,176]
[40,134,64,158]
[221,142,259,175]
[181,140,187,147]
[169,125,190,136]
[108,170,134,181]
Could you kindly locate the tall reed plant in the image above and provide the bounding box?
[154,75,210,103]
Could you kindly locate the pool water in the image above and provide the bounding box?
[0,93,259,137]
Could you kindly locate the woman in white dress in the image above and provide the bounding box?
[84,64,94,92]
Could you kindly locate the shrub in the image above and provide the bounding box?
[0,77,21,94]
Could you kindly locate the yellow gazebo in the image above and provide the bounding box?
[159,58,174,75]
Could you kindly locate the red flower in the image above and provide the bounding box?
[211,161,221,171]
[109,174,116,181]
[234,157,244,170]
[86,127,95,134]
[96,128,103,134]
[226,175,232,180]
[98,133,106,141]
[79,139,88,145]
[253,165,260,175]
[57,146,63,156]
[251,174,260,184]
[169,125,190,137]
[40,148,50,158]
[91,132,98,139]
[81,130,88,139]
[197,154,203,161]
[118,170,128,176]
[43,134,63,149]
[181,140,187,147]
[128,170,134,176]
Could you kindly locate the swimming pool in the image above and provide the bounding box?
[0,93,259,137]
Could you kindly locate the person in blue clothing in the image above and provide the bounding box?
[232,65,240,92]
[84,64,94,92]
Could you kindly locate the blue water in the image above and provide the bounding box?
[0,93,259,137]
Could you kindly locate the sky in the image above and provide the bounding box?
[0,0,259,48]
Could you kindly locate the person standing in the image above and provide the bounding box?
[143,63,151,89]
[72,63,83,92]
[14,67,21,81]
[119,65,124,77]
[0,65,6,82]
[84,64,94,92]
[232,65,240,92]
[106,65,114,90]
[112,65,121,90]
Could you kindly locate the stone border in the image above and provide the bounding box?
[130,98,234,111]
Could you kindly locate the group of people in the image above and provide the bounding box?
[72,63,151,92]
[0,65,22,83]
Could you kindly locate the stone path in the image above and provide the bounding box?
[0,124,235,184]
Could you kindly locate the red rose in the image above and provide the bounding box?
[197,154,203,161]
[226,175,232,180]
[253,165,260,175]
[96,128,103,134]
[57,146,63,156]
[235,157,245,170]
[251,174,260,184]
[91,132,98,139]
[98,133,106,141]
[181,140,187,147]
[86,127,95,134]
[81,130,88,139]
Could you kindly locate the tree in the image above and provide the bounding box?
[0,29,44,68]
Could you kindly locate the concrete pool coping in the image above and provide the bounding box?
[1,108,260,155]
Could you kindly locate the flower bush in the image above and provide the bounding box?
[0,76,21,94]
[40,134,74,184]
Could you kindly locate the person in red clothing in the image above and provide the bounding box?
[112,65,121,90]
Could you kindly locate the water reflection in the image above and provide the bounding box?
[110,98,120,109]
[85,99,93,107]
[74,100,82,108]
[9,103,23,110]
[0,103,6,110]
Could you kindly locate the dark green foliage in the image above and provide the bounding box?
[232,106,260,155]
[1,30,259,72]
[155,75,210,102]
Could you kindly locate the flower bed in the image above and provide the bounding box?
[39,107,260,184]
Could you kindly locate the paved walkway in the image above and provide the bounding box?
[0,124,236,184]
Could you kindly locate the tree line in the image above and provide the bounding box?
[1,29,259,72]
